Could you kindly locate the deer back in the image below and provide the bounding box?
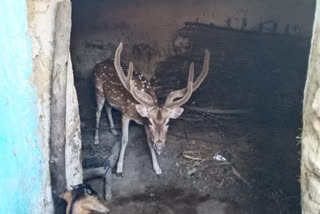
[93,59,156,121]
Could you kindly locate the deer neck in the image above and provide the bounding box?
[66,201,91,214]
[69,205,91,214]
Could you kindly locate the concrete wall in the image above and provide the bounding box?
[0,0,53,213]
[301,1,320,213]
[71,0,315,79]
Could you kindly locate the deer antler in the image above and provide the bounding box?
[114,42,132,92]
[164,63,195,107]
[114,42,155,107]
[164,49,211,107]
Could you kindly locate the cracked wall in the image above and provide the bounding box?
[26,0,82,213]
[0,0,53,213]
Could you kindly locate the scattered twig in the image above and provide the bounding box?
[230,165,251,188]
[185,105,253,115]
[104,141,121,201]
[217,178,225,188]
[177,116,204,122]
[278,195,299,202]
[199,112,223,125]
[182,152,204,161]
[200,184,210,192]
[184,129,190,142]
[215,162,232,166]
[83,141,121,201]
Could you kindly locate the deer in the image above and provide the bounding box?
[59,183,110,214]
[93,42,210,175]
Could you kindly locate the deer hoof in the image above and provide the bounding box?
[154,168,162,175]
[116,172,123,177]
[94,138,100,145]
[111,129,119,136]
[111,167,117,174]
[116,166,123,177]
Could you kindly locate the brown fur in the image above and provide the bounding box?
[94,59,156,123]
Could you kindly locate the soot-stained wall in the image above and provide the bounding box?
[71,0,315,79]
[71,0,312,126]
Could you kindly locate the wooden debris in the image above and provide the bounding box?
[182,151,203,161]
[83,166,105,178]
[83,141,121,201]
[184,105,252,115]
[231,165,251,188]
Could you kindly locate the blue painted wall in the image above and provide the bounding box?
[0,0,46,213]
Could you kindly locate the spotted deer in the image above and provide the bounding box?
[94,42,210,175]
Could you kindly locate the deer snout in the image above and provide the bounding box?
[154,141,165,153]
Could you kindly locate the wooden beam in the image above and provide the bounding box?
[49,1,71,213]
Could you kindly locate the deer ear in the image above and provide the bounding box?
[59,191,72,203]
[170,107,184,119]
[136,104,149,117]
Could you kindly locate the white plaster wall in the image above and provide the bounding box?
[65,54,83,188]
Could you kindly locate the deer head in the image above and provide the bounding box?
[114,42,210,154]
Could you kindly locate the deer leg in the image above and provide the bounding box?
[144,125,162,175]
[104,103,119,136]
[94,95,105,145]
[116,115,130,175]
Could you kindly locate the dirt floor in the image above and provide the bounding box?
[76,78,301,214]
